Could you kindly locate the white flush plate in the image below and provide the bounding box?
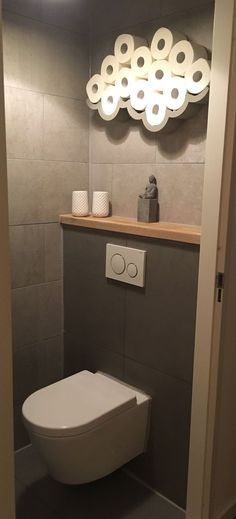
[106,243,146,287]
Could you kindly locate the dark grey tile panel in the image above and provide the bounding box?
[14,404,30,451]
[15,478,61,519]
[124,358,192,509]
[125,237,199,382]
[15,445,48,486]
[12,281,62,350]
[44,223,62,282]
[9,225,44,288]
[13,335,63,405]
[63,227,126,355]
[64,331,123,380]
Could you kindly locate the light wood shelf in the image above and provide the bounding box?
[60,214,201,245]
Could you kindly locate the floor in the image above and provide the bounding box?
[15,446,185,519]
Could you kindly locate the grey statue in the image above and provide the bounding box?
[139,175,158,199]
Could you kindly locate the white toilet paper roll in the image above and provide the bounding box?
[151,27,186,60]
[115,67,135,98]
[86,74,105,104]
[164,76,188,110]
[148,60,172,92]
[169,40,208,76]
[114,34,147,65]
[131,46,153,78]
[145,93,167,127]
[101,55,120,84]
[185,58,211,94]
[130,79,151,111]
[101,85,120,117]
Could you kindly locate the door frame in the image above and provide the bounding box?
[186,0,235,518]
[0,3,15,519]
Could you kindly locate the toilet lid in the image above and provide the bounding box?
[22,371,137,438]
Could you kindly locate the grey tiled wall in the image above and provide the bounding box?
[3,10,89,449]
[89,2,214,224]
[63,227,199,509]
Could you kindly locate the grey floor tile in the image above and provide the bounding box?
[15,447,184,519]
[15,478,63,519]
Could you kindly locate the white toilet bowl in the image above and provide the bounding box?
[22,370,151,484]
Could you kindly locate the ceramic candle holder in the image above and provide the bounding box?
[92,191,109,217]
[72,191,89,217]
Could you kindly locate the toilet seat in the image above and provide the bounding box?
[22,370,137,438]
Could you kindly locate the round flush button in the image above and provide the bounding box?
[127,262,138,278]
[111,253,125,275]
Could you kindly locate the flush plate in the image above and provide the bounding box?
[106,244,146,287]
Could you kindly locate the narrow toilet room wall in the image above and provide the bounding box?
[63,0,214,511]
[2,2,89,450]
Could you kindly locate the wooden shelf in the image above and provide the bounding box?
[60,214,201,245]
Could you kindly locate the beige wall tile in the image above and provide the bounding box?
[156,107,208,164]
[89,164,113,203]
[9,225,44,288]
[7,159,89,225]
[3,13,89,99]
[90,115,156,165]
[162,0,213,18]
[156,163,204,225]
[4,86,44,159]
[43,95,89,162]
[112,164,156,218]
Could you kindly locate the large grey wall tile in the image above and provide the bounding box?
[39,281,62,340]
[7,159,88,225]
[4,86,44,159]
[112,164,156,218]
[124,237,199,382]
[63,227,126,354]
[3,13,89,99]
[162,0,213,18]
[90,0,161,35]
[44,224,62,282]
[64,331,124,380]
[3,0,90,33]
[12,285,40,350]
[90,114,156,165]
[89,164,113,205]
[14,404,30,450]
[124,358,192,509]
[156,107,208,164]
[157,163,204,225]
[43,95,89,162]
[2,13,32,90]
[12,282,62,350]
[9,225,44,288]
[13,335,63,405]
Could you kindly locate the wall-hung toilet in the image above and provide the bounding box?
[22,370,151,485]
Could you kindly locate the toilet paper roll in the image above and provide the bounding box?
[115,67,135,98]
[101,85,120,118]
[145,93,167,127]
[131,46,153,78]
[86,74,105,104]
[151,27,186,60]
[130,79,151,111]
[101,55,120,84]
[169,40,208,76]
[148,60,172,92]
[114,34,147,65]
[185,58,211,94]
[164,76,188,110]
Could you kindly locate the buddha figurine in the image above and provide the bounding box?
[139,175,158,200]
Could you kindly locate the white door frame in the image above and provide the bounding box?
[186,1,235,518]
[0,3,15,519]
